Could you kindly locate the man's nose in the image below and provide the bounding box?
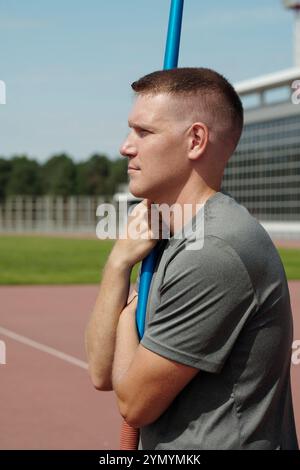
[119,134,137,158]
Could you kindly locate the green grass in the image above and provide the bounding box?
[0,235,140,285]
[0,235,299,284]
[277,248,300,281]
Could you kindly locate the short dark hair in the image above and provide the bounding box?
[131,67,243,148]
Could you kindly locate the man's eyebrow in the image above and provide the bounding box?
[128,120,155,130]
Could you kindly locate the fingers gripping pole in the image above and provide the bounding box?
[120,0,184,450]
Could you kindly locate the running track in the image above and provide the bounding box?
[0,283,299,449]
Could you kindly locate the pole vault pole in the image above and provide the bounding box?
[120,0,185,450]
[136,0,184,340]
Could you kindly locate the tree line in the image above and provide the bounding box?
[0,153,128,198]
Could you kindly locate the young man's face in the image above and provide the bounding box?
[120,93,191,203]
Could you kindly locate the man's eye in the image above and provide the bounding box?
[137,128,150,136]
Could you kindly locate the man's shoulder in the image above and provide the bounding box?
[205,190,276,256]
[205,190,261,235]
[164,232,251,289]
[203,191,287,294]
[167,190,270,262]
[163,190,284,290]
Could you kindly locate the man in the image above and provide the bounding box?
[85,68,298,450]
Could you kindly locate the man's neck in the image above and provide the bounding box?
[156,186,219,237]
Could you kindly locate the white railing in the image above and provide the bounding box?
[0,196,108,233]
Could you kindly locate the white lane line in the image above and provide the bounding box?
[0,326,88,370]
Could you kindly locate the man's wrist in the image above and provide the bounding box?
[107,250,133,272]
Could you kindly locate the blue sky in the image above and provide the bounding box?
[0,0,295,162]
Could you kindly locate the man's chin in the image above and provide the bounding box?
[129,183,148,199]
[129,181,162,203]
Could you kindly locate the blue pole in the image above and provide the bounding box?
[135,0,184,339]
[163,0,184,70]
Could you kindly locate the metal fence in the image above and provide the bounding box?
[0,196,108,233]
[1,193,299,240]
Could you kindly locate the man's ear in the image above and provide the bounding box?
[187,122,209,161]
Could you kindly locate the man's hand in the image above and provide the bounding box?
[109,199,161,269]
[85,200,160,391]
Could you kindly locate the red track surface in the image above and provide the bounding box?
[0,284,299,450]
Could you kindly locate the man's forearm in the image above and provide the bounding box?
[112,295,140,419]
[112,295,139,388]
[85,253,132,390]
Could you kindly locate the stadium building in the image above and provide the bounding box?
[223,1,300,240]
[223,67,300,240]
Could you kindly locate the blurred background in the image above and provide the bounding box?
[0,0,299,450]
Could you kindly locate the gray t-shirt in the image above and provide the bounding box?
[137,190,298,450]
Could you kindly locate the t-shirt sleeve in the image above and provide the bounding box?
[140,236,257,373]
